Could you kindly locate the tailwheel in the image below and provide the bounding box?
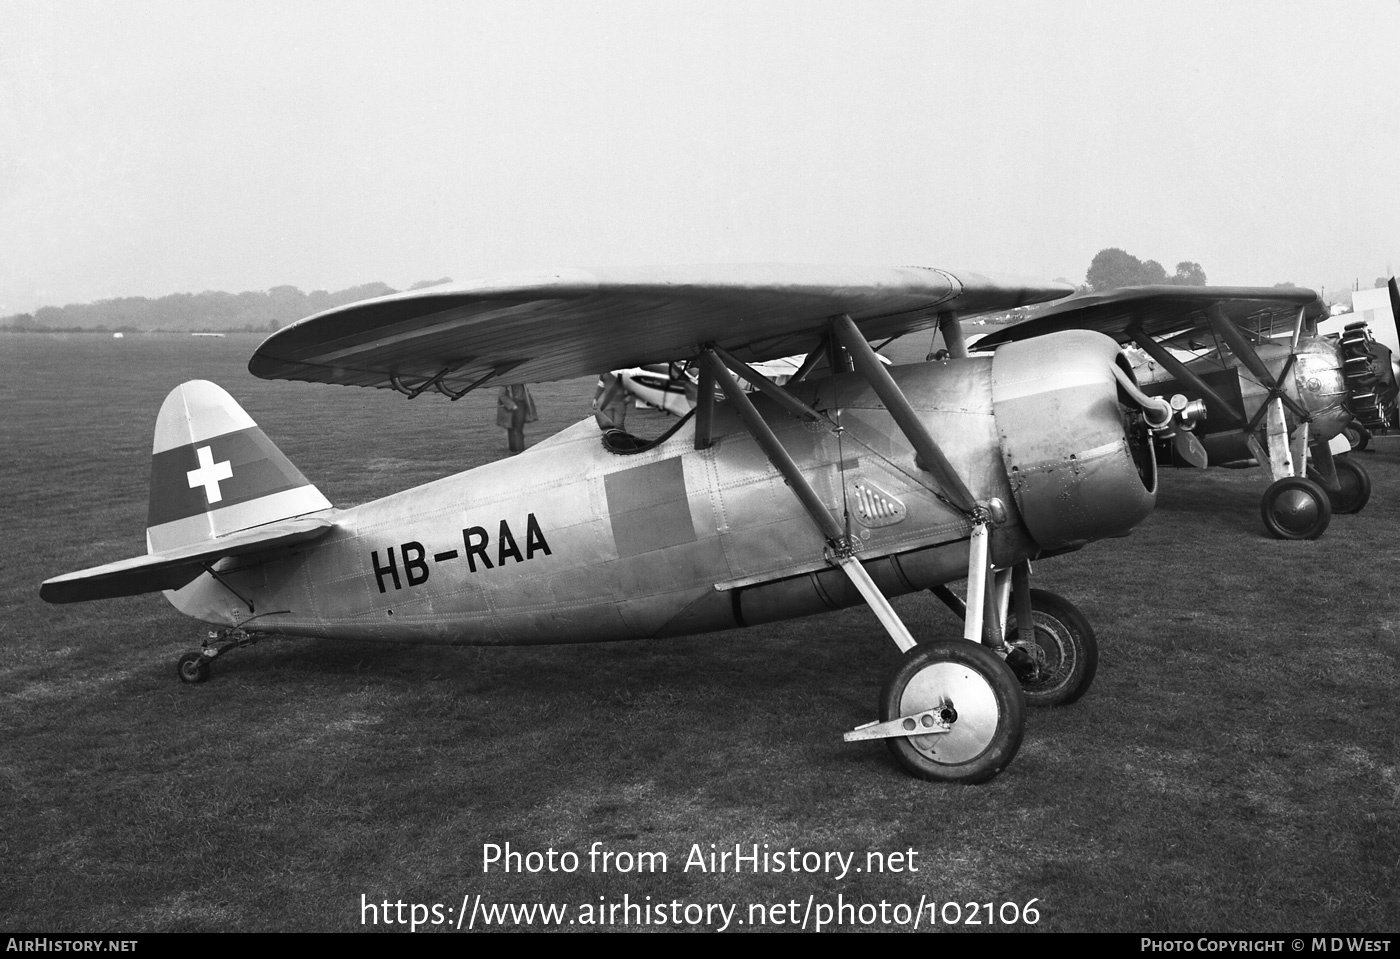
[879,640,1024,784]
[1260,476,1331,540]
[1326,457,1372,515]
[176,651,212,684]
[1004,589,1098,707]
[174,628,259,684]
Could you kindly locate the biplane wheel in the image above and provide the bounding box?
[1343,422,1371,452]
[1004,589,1098,708]
[879,640,1024,784]
[1259,477,1331,540]
[1326,457,1372,515]
[176,651,211,684]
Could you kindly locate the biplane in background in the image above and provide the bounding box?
[976,284,1398,540]
[42,265,1179,784]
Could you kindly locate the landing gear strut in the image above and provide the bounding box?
[1003,589,1099,707]
[933,573,1099,707]
[175,628,259,684]
[1315,456,1371,515]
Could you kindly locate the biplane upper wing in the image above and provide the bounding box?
[249,265,1073,393]
[973,285,1326,350]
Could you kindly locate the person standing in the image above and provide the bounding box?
[497,383,537,453]
[592,372,630,431]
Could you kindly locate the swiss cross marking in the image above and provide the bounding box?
[187,445,234,504]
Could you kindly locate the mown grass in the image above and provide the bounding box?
[1,332,1397,932]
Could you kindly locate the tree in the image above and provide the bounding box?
[1171,262,1207,286]
[1086,248,1208,291]
[1085,248,1148,291]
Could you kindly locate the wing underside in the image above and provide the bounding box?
[248,265,1073,392]
[973,285,1327,350]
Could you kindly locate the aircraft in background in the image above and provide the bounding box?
[975,284,1389,540]
[617,361,697,416]
[1316,277,1400,451]
[41,265,1177,784]
[617,354,816,417]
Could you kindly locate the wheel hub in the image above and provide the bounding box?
[901,664,1000,763]
[1269,490,1320,531]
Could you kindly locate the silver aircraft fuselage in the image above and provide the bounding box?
[168,331,1156,646]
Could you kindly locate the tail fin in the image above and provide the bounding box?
[146,380,331,553]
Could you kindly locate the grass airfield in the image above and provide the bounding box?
[2,332,1397,933]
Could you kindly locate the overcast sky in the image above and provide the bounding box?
[3,0,1398,315]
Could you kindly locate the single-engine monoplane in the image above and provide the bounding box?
[41,265,1174,783]
[975,284,1395,540]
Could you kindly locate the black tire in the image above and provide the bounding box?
[176,651,211,684]
[880,640,1024,784]
[1260,476,1332,540]
[1342,422,1371,452]
[1004,589,1098,707]
[1326,457,1372,515]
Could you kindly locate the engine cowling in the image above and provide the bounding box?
[990,330,1157,552]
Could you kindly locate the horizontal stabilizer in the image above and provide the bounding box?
[40,516,335,604]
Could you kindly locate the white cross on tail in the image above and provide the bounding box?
[186,445,233,504]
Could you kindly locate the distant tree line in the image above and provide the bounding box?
[1083,248,1380,304]
[1085,248,1207,292]
[1,278,454,332]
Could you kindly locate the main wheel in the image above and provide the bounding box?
[1004,589,1098,707]
[880,640,1024,784]
[1326,457,1372,515]
[1342,422,1371,452]
[1260,476,1331,540]
[176,651,211,684]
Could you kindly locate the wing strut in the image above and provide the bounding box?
[937,311,967,358]
[693,362,715,451]
[1129,330,1247,427]
[1290,305,1310,350]
[708,344,828,423]
[786,342,830,384]
[1203,306,1312,424]
[701,315,1005,657]
[699,350,843,544]
[697,348,916,652]
[831,314,979,516]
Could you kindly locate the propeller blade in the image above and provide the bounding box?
[1172,430,1209,468]
[1388,277,1400,358]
